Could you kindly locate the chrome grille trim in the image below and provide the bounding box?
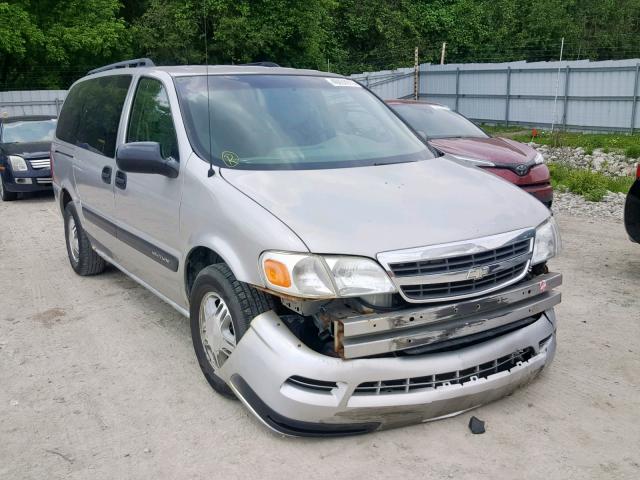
[29,158,51,169]
[377,228,535,303]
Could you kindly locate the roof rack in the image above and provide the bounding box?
[88,58,155,75]
[239,62,280,68]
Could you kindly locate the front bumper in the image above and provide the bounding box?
[522,183,553,207]
[219,305,558,436]
[484,165,553,206]
[1,169,53,192]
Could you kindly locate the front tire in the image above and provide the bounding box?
[64,203,106,276]
[0,176,17,201]
[190,263,274,397]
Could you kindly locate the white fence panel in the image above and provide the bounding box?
[352,59,640,132]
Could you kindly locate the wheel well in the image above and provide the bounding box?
[185,247,224,297]
[61,189,72,212]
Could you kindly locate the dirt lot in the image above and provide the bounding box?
[1,193,639,480]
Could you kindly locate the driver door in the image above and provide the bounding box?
[113,76,184,302]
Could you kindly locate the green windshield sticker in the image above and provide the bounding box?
[221,151,240,167]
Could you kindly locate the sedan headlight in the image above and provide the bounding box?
[532,217,561,265]
[8,155,28,172]
[449,154,495,167]
[260,251,396,299]
[533,152,545,164]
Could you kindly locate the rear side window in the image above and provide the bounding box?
[56,75,132,158]
[127,78,179,160]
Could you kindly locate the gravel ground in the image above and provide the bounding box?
[1,193,639,480]
[535,144,638,177]
[553,191,626,220]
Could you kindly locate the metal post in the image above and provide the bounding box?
[505,67,511,126]
[55,98,61,116]
[414,47,419,100]
[455,67,460,112]
[440,42,447,65]
[550,37,565,133]
[631,63,639,134]
[562,66,570,130]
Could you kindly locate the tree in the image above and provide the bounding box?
[0,0,130,89]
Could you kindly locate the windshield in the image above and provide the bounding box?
[390,104,488,140]
[174,75,432,170]
[1,119,57,143]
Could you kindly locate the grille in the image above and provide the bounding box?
[354,347,536,395]
[29,158,51,170]
[390,238,531,277]
[285,376,337,393]
[401,263,527,300]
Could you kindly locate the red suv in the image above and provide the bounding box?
[387,100,553,207]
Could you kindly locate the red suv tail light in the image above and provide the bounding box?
[636,163,640,180]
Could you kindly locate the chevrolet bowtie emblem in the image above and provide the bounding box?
[467,265,490,280]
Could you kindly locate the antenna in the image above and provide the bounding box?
[203,1,215,177]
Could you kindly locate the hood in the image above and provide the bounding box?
[0,141,51,159]
[221,157,550,257]
[429,137,537,166]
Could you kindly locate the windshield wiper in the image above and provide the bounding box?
[373,159,416,166]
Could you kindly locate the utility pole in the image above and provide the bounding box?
[414,46,419,100]
[550,37,565,133]
[440,42,447,65]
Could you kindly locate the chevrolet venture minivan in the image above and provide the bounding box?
[52,59,562,436]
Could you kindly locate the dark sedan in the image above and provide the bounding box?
[387,100,553,207]
[0,115,56,201]
[624,164,640,243]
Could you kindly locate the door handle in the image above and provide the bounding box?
[115,170,127,190]
[101,166,112,184]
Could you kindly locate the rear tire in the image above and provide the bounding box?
[64,203,106,276]
[190,263,274,398]
[0,176,17,201]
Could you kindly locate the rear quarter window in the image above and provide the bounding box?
[56,75,132,158]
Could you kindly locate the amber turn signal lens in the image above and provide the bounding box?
[264,259,292,288]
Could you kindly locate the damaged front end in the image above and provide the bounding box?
[215,226,562,436]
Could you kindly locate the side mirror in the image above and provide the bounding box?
[116,142,179,178]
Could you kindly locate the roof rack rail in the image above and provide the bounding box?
[239,62,280,68]
[88,58,155,75]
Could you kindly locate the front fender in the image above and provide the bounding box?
[180,159,308,304]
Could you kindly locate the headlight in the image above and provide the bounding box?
[260,251,396,299]
[449,154,495,167]
[8,155,28,172]
[533,152,544,164]
[532,217,561,265]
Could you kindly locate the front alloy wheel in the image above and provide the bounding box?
[189,263,274,397]
[199,292,236,370]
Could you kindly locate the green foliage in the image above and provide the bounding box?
[624,145,640,158]
[0,0,130,89]
[548,162,634,202]
[4,0,640,89]
[487,127,640,158]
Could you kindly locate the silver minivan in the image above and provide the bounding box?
[52,59,562,436]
